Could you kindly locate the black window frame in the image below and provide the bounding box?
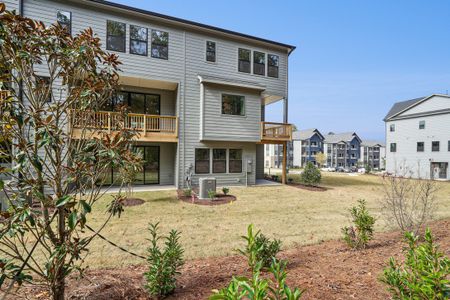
[212,148,227,174]
[448,140,450,151]
[417,142,424,152]
[206,41,216,62]
[253,51,265,76]
[268,54,279,78]
[238,48,251,73]
[229,149,243,173]
[151,29,169,60]
[390,124,395,132]
[195,148,210,174]
[106,20,126,53]
[57,10,72,35]
[419,120,425,129]
[221,94,245,116]
[390,143,396,152]
[432,141,440,152]
[129,25,148,56]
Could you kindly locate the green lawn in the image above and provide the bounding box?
[85,173,450,268]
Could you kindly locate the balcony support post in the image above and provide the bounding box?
[282,141,287,184]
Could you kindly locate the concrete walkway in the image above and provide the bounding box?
[255,179,282,186]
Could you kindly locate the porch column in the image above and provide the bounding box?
[282,142,287,184]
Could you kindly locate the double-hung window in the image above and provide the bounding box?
[213,149,226,173]
[106,20,126,52]
[206,41,216,62]
[417,142,424,152]
[268,54,279,78]
[222,94,245,116]
[151,30,169,59]
[390,143,396,152]
[448,140,450,151]
[253,51,265,76]
[130,25,148,56]
[195,149,210,174]
[229,149,242,173]
[390,124,395,132]
[419,120,425,129]
[432,141,440,152]
[238,48,251,73]
[57,11,71,35]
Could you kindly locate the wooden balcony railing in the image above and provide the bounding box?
[70,110,178,142]
[260,122,293,142]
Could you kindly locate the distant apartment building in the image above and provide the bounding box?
[359,141,385,170]
[292,129,325,167]
[323,132,362,168]
[264,143,293,169]
[384,94,450,180]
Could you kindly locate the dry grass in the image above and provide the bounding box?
[85,173,450,268]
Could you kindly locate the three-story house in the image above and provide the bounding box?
[2,0,295,188]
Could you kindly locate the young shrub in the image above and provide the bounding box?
[380,228,450,300]
[222,187,230,195]
[255,234,282,269]
[341,199,376,249]
[210,259,304,300]
[237,224,282,271]
[208,189,216,200]
[144,223,184,298]
[183,188,192,197]
[300,162,321,186]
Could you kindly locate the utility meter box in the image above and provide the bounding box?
[246,158,253,173]
[199,177,216,199]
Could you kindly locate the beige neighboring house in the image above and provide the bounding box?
[384,94,450,180]
[1,0,295,187]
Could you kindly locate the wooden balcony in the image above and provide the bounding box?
[260,122,293,143]
[69,110,178,143]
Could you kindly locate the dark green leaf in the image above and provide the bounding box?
[68,211,77,230]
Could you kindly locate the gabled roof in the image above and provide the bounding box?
[383,96,427,121]
[361,140,385,147]
[83,0,296,54]
[292,128,324,140]
[383,94,450,121]
[324,132,361,144]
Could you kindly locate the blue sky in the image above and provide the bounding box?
[113,0,450,141]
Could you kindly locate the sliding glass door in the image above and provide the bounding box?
[135,146,160,184]
[103,92,161,115]
[101,145,160,185]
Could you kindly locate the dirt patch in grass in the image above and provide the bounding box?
[288,183,327,192]
[13,219,450,300]
[177,190,236,206]
[122,198,145,207]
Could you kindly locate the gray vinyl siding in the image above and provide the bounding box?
[157,143,177,185]
[202,86,261,142]
[21,0,291,188]
[3,0,19,12]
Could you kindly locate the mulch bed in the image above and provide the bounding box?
[122,198,145,207]
[288,183,328,192]
[10,219,450,300]
[177,190,236,206]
